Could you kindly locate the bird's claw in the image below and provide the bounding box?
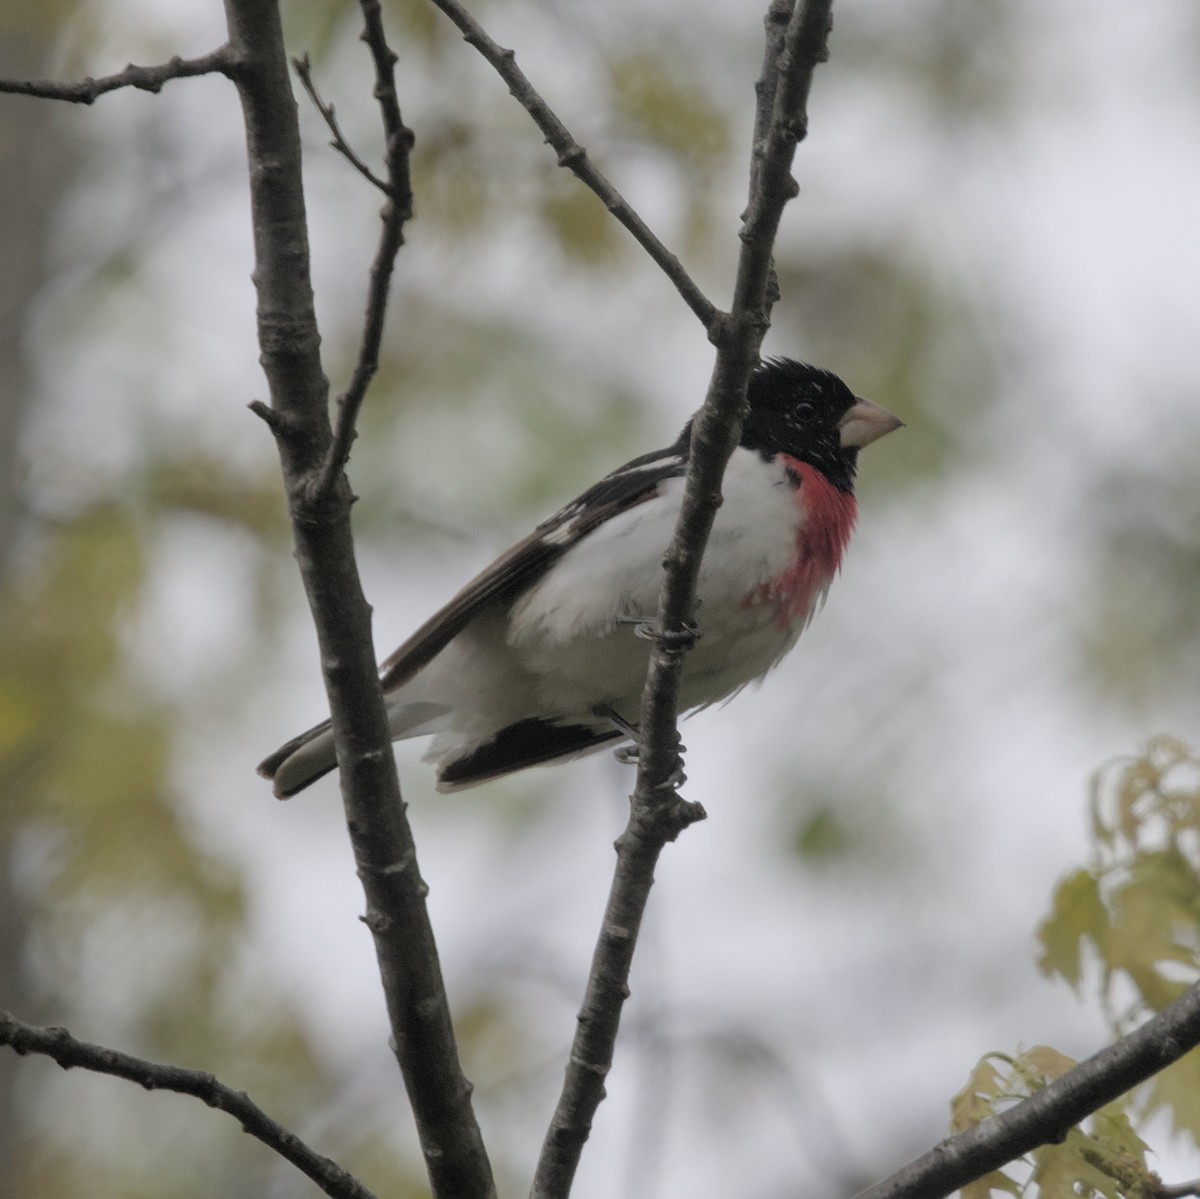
[632,619,702,652]
[601,707,686,788]
[657,760,688,791]
[612,742,688,791]
[616,611,702,651]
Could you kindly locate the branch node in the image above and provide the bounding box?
[360,908,394,934]
[568,1054,611,1079]
[248,398,287,433]
[362,852,416,877]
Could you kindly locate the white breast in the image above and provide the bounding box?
[506,448,805,715]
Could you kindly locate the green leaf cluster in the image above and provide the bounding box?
[951,1047,1160,1199]
[1038,736,1200,1148]
[950,737,1200,1199]
[1037,736,1200,1018]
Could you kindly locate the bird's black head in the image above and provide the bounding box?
[741,358,896,494]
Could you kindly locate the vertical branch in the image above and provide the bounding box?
[531,3,834,1195]
[220,1,494,1195]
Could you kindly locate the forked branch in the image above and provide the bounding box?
[854,981,1200,1199]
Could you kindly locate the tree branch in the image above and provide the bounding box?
[0,1013,377,1199]
[0,47,235,104]
[855,982,1200,1199]
[220,1,492,1195]
[530,3,834,1194]
[312,0,416,500]
[293,53,391,195]
[424,0,719,334]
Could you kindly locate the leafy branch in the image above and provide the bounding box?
[856,981,1200,1199]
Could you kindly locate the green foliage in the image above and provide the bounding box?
[1037,735,1200,1015]
[1039,736,1200,1146]
[950,1047,1160,1199]
[952,738,1200,1198]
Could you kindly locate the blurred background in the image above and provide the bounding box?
[2,0,1199,1196]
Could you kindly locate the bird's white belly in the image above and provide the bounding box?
[507,451,810,718]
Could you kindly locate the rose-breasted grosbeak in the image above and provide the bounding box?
[259,358,901,797]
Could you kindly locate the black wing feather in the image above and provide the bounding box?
[436,719,626,791]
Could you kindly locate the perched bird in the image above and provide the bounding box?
[259,358,901,797]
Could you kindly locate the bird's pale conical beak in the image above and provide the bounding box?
[838,397,904,449]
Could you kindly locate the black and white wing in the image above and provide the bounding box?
[257,429,690,797]
[378,428,691,691]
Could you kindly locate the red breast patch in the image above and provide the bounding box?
[747,456,858,626]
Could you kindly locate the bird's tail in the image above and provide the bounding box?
[257,701,450,798]
[257,719,337,798]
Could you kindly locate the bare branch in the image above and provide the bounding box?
[530,4,834,1194]
[0,1013,377,1199]
[311,0,416,501]
[0,47,236,104]
[855,981,1200,1199]
[221,1,492,1195]
[293,53,391,194]
[425,0,719,334]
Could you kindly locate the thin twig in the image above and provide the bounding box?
[853,982,1200,1199]
[529,4,834,1194]
[311,0,416,501]
[0,46,235,104]
[0,1013,377,1199]
[293,53,390,194]
[222,0,493,1194]
[424,0,719,334]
